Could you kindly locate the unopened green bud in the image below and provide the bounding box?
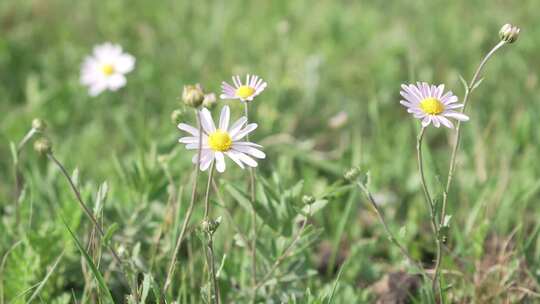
[32,118,47,132]
[202,93,217,109]
[302,195,315,205]
[34,138,52,155]
[499,23,520,44]
[182,84,205,108]
[201,217,222,235]
[344,167,361,181]
[157,154,169,165]
[170,109,184,125]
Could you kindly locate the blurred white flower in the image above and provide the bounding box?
[80,42,135,96]
[400,82,469,128]
[178,105,265,173]
[220,74,267,102]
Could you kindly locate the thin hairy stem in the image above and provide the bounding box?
[203,162,220,304]
[440,40,507,228]
[434,40,507,302]
[253,216,308,291]
[244,102,258,291]
[415,127,442,301]
[164,109,203,294]
[47,152,135,299]
[416,127,438,235]
[203,162,215,219]
[13,128,37,223]
[355,182,430,280]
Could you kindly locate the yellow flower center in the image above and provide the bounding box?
[420,98,444,115]
[101,64,115,76]
[236,86,256,99]
[208,130,232,152]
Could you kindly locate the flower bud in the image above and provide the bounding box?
[302,195,315,205]
[344,167,361,181]
[34,138,52,155]
[182,84,205,108]
[202,93,217,109]
[170,109,184,125]
[201,216,222,235]
[499,23,520,44]
[32,118,47,132]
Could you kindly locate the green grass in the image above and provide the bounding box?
[2,0,540,303]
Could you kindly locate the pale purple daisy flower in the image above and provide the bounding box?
[178,105,265,173]
[80,42,135,96]
[400,82,469,129]
[220,74,267,102]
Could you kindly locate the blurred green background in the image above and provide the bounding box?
[1,0,540,302]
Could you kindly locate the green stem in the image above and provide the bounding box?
[434,40,507,303]
[415,127,442,301]
[439,40,507,228]
[203,162,220,304]
[244,102,258,295]
[164,109,203,294]
[355,182,430,281]
[47,152,136,299]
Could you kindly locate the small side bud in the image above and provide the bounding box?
[32,118,47,132]
[157,154,169,165]
[201,217,222,235]
[499,23,520,44]
[182,84,205,108]
[34,138,52,155]
[202,93,217,109]
[170,109,184,125]
[344,167,361,181]
[302,195,315,205]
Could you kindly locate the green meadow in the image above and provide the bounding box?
[1,0,540,303]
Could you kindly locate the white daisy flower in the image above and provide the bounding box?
[80,42,135,96]
[220,74,267,102]
[178,105,265,173]
[400,82,470,129]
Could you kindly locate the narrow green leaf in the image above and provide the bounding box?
[62,218,115,304]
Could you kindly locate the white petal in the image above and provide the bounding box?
[106,74,126,90]
[233,75,241,88]
[200,152,214,171]
[220,93,238,100]
[228,117,247,136]
[199,108,216,134]
[177,123,199,136]
[407,84,423,102]
[114,53,135,74]
[235,152,258,167]
[437,116,454,129]
[192,149,210,164]
[215,152,226,173]
[232,144,265,159]
[232,123,257,140]
[178,136,198,144]
[436,84,445,98]
[233,141,263,148]
[89,80,107,96]
[444,111,470,121]
[219,106,230,130]
[225,151,245,169]
[442,95,458,105]
[432,116,441,128]
[421,116,431,127]
[444,103,464,110]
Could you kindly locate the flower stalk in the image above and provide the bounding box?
[164,109,203,294]
[243,102,259,295]
[202,161,220,304]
